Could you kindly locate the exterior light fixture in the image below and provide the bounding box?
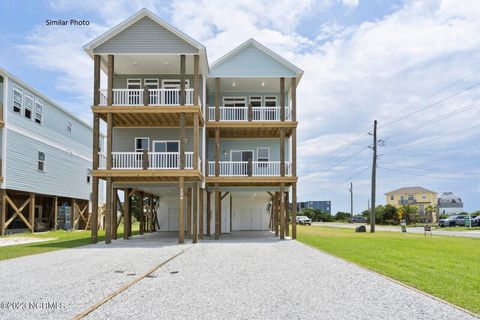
[261,82,265,86]
[223,149,229,155]
[232,82,236,87]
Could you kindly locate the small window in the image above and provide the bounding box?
[408,194,414,201]
[66,120,73,133]
[390,195,394,201]
[161,79,190,89]
[13,85,23,113]
[127,79,142,90]
[24,92,34,120]
[257,147,269,162]
[135,137,150,152]
[264,96,277,107]
[223,97,246,107]
[35,98,43,124]
[87,169,92,183]
[422,194,426,199]
[38,151,45,172]
[144,79,159,89]
[249,96,262,107]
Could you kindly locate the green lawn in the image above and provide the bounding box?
[0,222,140,261]
[297,226,480,315]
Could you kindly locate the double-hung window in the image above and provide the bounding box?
[35,98,43,124]
[135,137,150,166]
[249,96,262,120]
[144,79,159,104]
[264,96,278,120]
[24,92,34,120]
[13,85,23,113]
[257,147,269,162]
[223,97,246,120]
[38,151,45,172]
[127,79,142,105]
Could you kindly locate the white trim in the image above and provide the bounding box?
[161,79,190,89]
[2,77,9,188]
[127,78,142,89]
[223,96,246,106]
[152,140,180,152]
[143,78,159,88]
[37,150,46,173]
[249,95,262,106]
[256,147,270,161]
[134,137,150,152]
[229,150,254,161]
[34,97,43,125]
[5,123,92,162]
[264,96,277,106]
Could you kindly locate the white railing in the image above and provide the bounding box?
[208,106,291,121]
[207,161,292,176]
[98,152,196,169]
[99,88,196,106]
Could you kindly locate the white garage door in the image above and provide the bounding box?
[167,208,179,231]
[235,208,263,230]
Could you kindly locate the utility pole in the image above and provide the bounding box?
[350,182,353,220]
[370,120,377,233]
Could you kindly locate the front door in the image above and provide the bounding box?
[231,151,253,175]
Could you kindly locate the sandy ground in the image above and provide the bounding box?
[0,236,56,247]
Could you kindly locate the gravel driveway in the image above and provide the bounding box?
[0,232,475,320]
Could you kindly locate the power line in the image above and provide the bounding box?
[377,166,477,180]
[378,161,479,175]
[383,100,480,140]
[380,76,480,129]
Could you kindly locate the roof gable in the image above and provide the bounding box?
[210,39,303,78]
[385,186,437,195]
[85,9,203,55]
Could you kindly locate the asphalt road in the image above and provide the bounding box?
[314,222,480,238]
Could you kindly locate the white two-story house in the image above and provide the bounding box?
[0,68,101,235]
[84,9,302,244]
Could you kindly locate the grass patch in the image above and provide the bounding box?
[0,222,140,261]
[435,226,480,231]
[297,226,480,314]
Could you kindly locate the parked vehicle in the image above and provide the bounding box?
[350,216,367,223]
[296,216,312,225]
[470,216,480,227]
[438,215,466,227]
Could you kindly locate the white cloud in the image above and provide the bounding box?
[340,0,359,10]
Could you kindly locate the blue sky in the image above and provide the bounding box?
[1,0,479,213]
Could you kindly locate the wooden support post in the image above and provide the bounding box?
[28,192,35,233]
[193,113,199,170]
[285,191,289,237]
[192,180,198,243]
[0,189,5,236]
[248,103,253,122]
[247,158,252,177]
[274,192,279,236]
[112,189,117,239]
[93,55,101,106]
[199,188,204,240]
[215,78,220,121]
[280,183,285,239]
[291,77,297,121]
[179,113,185,170]
[53,196,58,231]
[139,192,144,235]
[229,194,233,233]
[179,177,185,243]
[280,128,285,177]
[106,113,113,170]
[107,55,114,106]
[143,85,149,106]
[187,188,192,238]
[215,184,220,240]
[206,191,211,236]
[280,77,285,122]
[105,178,112,244]
[142,150,148,170]
[71,198,76,230]
[215,128,220,177]
[91,113,100,244]
[123,188,130,240]
[292,183,297,239]
[194,54,199,105]
[180,54,186,106]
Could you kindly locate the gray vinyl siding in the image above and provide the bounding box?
[113,128,202,154]
[93,17,198,54]
[5,130,91,199]
[4,78,92,199]
[210,44,296,77]
[207,138,289,162]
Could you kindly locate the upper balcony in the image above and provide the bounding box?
[98,88,197,107]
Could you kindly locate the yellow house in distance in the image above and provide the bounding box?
[385,186,437,216]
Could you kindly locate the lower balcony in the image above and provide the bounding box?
[207,161,292,177]
[98,152,200,170]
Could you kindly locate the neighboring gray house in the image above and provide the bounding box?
[0,67,102,235]
[84,9,302,244]
[438,192,464,215]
